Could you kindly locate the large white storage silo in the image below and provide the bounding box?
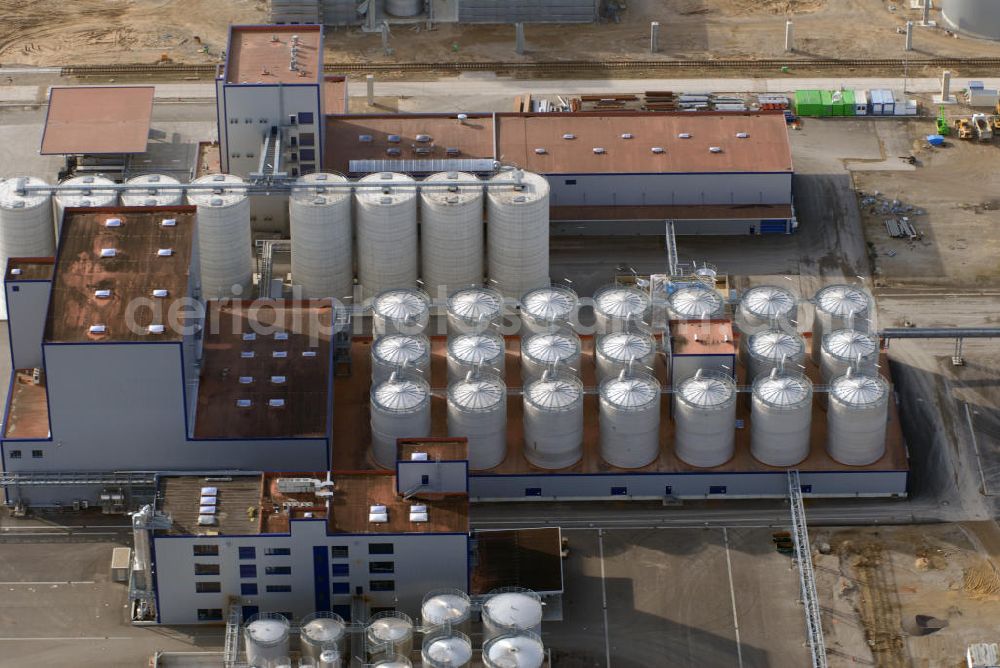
[595,331,656,382]
[751,370,813,467]
[447,372,508,470]
[370,374,431,469]
[519,285,578,337]
[244,613,291,668]
[421,589,472,634]
[299,612,347,664]
[187,174,253,298]
[122,174,183,207]
[0,177,55,287]
[744,329,806,382]
[54,175,117,235]
[674,370,737,468]
[593,284,652,334]
[421,630,473,668]
[366,611,414,662]
[811,284,871,364]
[487,170,550,298]
[447,286,503,336]
[356,172,418,298]
[372,658,412,668]
[599,371,661,469]
[421,172,484,297]
[521,332,581,384]
[820,328,878,384]
[372,334,431,385]
[289,172,353,300]
[447,332,506,382]
[737,284,797,334]
[826,369,889,466]
[668,283,725,321]
[482,589,544,641]
[372,288,431,336]
[483,632,546,668]
[523,372,584,469]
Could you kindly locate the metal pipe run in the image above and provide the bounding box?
[13,178,522,195]
[879,327,1000,339]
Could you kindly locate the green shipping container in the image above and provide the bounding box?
[842,89,856,116]
[794,90,823,117]
[819,90,834,117]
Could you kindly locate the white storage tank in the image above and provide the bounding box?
[122,174,183,207]
[187,174,253,298]
[483,632,546,668]
[744,329,806,383]
[751,369,813,467]
[316,648,341,668]
[54,175,117,235]
[366,611,414,662]
[820,328,878,384]
[811,284,871,364]
[386,0,422,16]
[593,284,652,334]
[421,172,484,297]
[520,285,578,337]
[523,372,584,469]
[299,612,347,664]
[668,283,725,321]
[290,172,353,300]
[372,288,431,336]
[521,331,581,384]
[447,286,503,336]
[737,284,797,333]
[827,369,889,466]
[599,370,661,469]
[487,170,550,298]
[674,370,737,468]
[356,172,418,298]
[243,613,291,668]
[421,630,473,668]
[421,588,473,634]
[447,372,507,471]
[371,657,412,668]
[447,332,506,383]
[482,588,544,641]
[370,374,431,469]
[595,331,656,382]
[0,177,55,318]
[371,334,431,386]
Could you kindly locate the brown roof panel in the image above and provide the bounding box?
[159,474,265,536]
[40,86,154,155]
[471,528,564,594]
[324,76,347,115]
[226,25,323,85]
[326,472,469,535]
[3,369,50,440]
[6,257,55,282]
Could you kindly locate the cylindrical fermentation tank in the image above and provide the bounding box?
[668,283,725,321]
[122,173,184,207]
[370,374,431,469]
[744,329,806,383]
[942,0,1000,41]
[316,648,341,668]
[751,369,813,467]
[356,172,418,298]
[820,328,878,384]
[372,334,431,385]
[519,285,578,337]
[520,331,581,384]
[187,174,253,298]
[487,170,550,298]
[299,612,347,664]
[811,284,871,364]
[366,611,414,662]
[595,331,656,382]
[385,0,422,16]
[0,177,55,318]
[482,588,544,641]
[243,613,290,668]
[372,288,431,336]
[447,332,506,382]
[737,284,798,333]
[421,588,473,633]
[523,372,584,469]
[447,286,503,335]
[371,657,412,668]
[447,372,508,471]
[420,172,484,297]
[827,369,889,466]
[483,632,546,668]
[54,175,117,234]
[290,172,353,300]
[674,370,737,468]
[593,284,652,334]
[599,370,661,469]
[421,630,473,668]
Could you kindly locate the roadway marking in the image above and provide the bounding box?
[597,528,612,668]
[0,581,95,585]
[965,402,994,497]
[722,528,745,668]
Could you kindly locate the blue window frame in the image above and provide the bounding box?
[240,564,257,578]
[266,585,292,593]
[332,563,350,577]
[664,485,673,495]
[241,582,258,596]
[800,484,813,494]
[265,566,291,576]
[242,605,259,619]
[332,581,350,595]
[525,488,542,497]
[298,112,314,125]
[370,580,395,592]
[299,148,315,162]
[299,132,315,147]
[611,486,628,496]
[564,179,577,185]
[332,604,351,621]
[238,546,256,560]
[368,544,394,555]
[709,485,727,495]
[265,548,291,556]
[197,608,223,621]
[11,286,18,292]
[331,546,348,558]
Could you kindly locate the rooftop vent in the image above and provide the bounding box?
[562,133,575,140]
[157,248,173,257]
[94,289,112,299]
[736,132,749,138]
[241,351,255,359]
[100,248,117,258]
[160,218,176,228]
[239,376,253,384]
[359,134,373,143]
[302,351,317,357]
[678,133,692,139]
[415,134,432,143]
[409,504,429,523]
[709,146,723,153]
[387,135,401,144]
[201,486,217,496]
[268,398,285,408]
[534,148,547,155]
[621,133,634,139]
[9,268,21,276]
[593,147,606,154]
[273,351,288,358]
[212,174,225,182]
[199,505,216,514]
[243,333,256,341]
[445,147,460,156]
[147,324,165,334]
[197,515,216,526]
[651,147,665,154]
[152,289,169,298]
[104,218,122,228]
[236,399,252,408]
[410,452,429,461]
[89,324,106,334]
[271,375,287,384]
[275,332,289,341]
[369,504,388,523]
[414,147,432,155]
[385,148,401,157]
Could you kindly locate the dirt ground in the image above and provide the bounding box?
[5,0,1000,67]
[813,523,1000,668]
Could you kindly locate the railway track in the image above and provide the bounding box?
[59,57,1000,77]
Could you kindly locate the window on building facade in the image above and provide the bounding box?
[265,548,291,556]
[194,563,220,576]
[368,543,394,555]
[299,132,315,147]
[193,545,219,557]
[196,582,221,593]
[9,450,20,459]
[240,564,257,578]
[370,580,395,592]
[238,546,256,560]
[265,566,291,576]
[241,582,258,596]
[332,581,350,595]
[332,563,349,577]
[369,562,394,574]
[299,149,315,162]
[298,112,314,125]
[31,450,43,459]
[331,546,349,558]
[197,608,223,621]
[266,585,292,593]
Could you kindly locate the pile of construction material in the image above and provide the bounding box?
[570,91,748,112]
[858,191,923,240]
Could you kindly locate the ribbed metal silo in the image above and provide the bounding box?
[187,174,253,298]
[0,178,54,318]
[819,328,878,384]
[370,374,431,469]
[447,286,503,336]
[523,372,584,469]
[942,0,1000,40]
[290,172,353,300]
[826,369,889,466]
[744,329,806,382]
[737,284,797,333]
[519,285,578,337]
[366,611,414,662]
[421,172,484,298]
[447,332,506,382]
[668,283,725,321]
[599,371,661,469]
[372,288,431,336]
[356,172,418,298]
[595,331,656,382]
[447,372,507,470]
[421,630,473,668]
[54,175,117,235]
[122,174,183,207]
[372,334,431,385]
[421,589,472,634]
[811,284,871,364]
[243,613,291,668]
[521,331,581,383]
[487,170,550,298]
[593,284,652,334]
[751,369,813,467]
[483,632,546,668]
[674,370,737,468]
[299,612,347,664]
[482,588,544,641]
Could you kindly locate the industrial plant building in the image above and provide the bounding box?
[270,0,603,26]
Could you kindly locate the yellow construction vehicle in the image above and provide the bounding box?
[955,117,974,139]
[973,113,993,141]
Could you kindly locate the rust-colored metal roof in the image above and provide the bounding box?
[471,528,564,594]
[193,300,333,440]
[3,369,50,440]
[324,76,347,115]
[671,320,737,356]
[398,438,469,463]
[225,25,322,85]
[326,472,468,535]
[44,207,195,343]
[6,257,54,282]
[159,474,265,536]
[40,86,154,155]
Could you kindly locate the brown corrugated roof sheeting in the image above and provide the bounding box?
[41,86,154,155]
[226,25,322,85]
[471,528,564,594]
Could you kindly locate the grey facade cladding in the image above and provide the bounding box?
[458,0,599,23]
[548,173,793,208]
[550,217,788,236]
[5,279,50,370]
